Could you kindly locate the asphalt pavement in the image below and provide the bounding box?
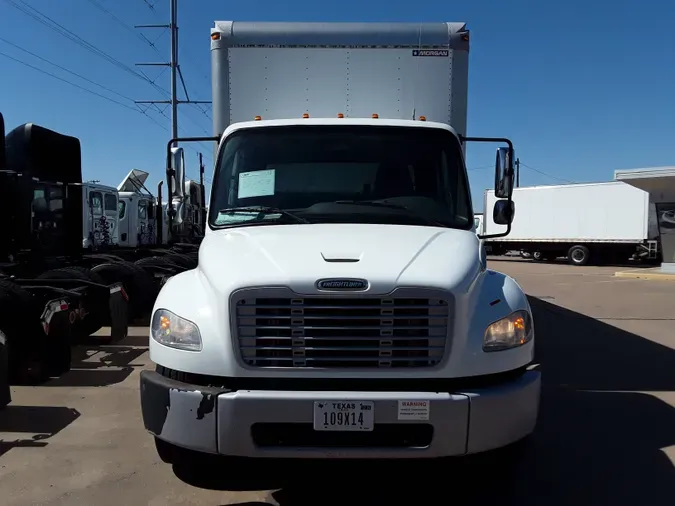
[1,258,674,505]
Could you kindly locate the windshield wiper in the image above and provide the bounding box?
[331,200,447,227]
[217,206,309,224]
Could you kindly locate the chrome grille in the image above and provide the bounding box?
[234,293,451,369]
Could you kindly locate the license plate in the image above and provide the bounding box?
[313,401,374,432]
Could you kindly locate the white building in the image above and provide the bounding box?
[615,166,675,273]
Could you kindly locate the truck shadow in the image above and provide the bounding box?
[0,405,80,458]
[43,337,148,388]
[177,296,675,505]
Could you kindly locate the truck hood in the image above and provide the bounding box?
[198,223,482,295]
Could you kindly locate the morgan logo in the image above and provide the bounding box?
[412,49,449,57]
[316,278,369,291]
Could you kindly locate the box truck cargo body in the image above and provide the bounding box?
[141,21,540,469]
[482,182,660,265]
[210,21,469,136]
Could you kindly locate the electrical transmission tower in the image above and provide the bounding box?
[135,0,210,145]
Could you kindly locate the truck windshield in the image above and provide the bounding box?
[209,125,472,230]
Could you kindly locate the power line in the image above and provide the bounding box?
[0,48,211,170]
[3,0,212,155]
[0,50,140,112]
[519,162,575,184]
[0,35,135,103]
[142,0,159,15]
[135,0,212,146]
[3,0,157,87]
[86,0,166,52]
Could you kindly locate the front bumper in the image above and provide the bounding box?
[140,368,541,459]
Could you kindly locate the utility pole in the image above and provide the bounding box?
[169,0,177,142]
[515,158,520,188]
[135,0,211,146]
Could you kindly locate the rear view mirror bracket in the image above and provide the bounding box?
[460,135,515,239]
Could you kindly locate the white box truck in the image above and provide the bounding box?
[140,21,540,468]
[481,182,660,265]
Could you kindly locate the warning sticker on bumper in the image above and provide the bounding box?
[397,400,430,421]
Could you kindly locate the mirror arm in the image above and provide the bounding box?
[459,135,514,152]
[164,135,219,242]
[462,135,515,239]
[478,225,511,240]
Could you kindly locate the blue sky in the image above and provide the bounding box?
[0,0,673,211]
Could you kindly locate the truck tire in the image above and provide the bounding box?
[568,245,590,266]
[0,280,48,384]
[163,253,196,270]
[135,257,180,291]
[135,256,181,275]
[36,267,106,339]
[91,261,152,318]
[0,328,10,409]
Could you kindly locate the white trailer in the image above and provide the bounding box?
[481,181,660,265]
[141,21,539,469]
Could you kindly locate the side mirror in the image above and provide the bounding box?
[493,199,515,225]
[168,147,186,199]
[494,146,514,198]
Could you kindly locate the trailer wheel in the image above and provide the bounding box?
[36,267,106,339]
[568,245,591,266]
[532,251,544,261]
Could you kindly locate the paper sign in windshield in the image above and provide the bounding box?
[238,169,275,199]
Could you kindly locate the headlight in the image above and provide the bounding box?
[483,310,533,352]
[151,309,202,352]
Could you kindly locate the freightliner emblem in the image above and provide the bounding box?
[316,278,369,291]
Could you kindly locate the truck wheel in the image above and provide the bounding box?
[0,328,11,409]
[0,282,48,385]
[568,245,590,266]
[91,262,152,318]
[36,267,106,339]
[135,256,180,287]
[532,251,544,261]
[163,253,196,270]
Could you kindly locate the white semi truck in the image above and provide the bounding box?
[481,182,661,265]
[140,21,540,467]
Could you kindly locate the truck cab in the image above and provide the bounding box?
[117,169,158,248]
[140,21,538,467]
[81,182,119,249]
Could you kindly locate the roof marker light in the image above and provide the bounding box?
[372,113,379,119]
[254,115,262,121]
[211,33,221,41]
[419,116,427,121]
[337,113,344,118]
[302,113,310,118]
